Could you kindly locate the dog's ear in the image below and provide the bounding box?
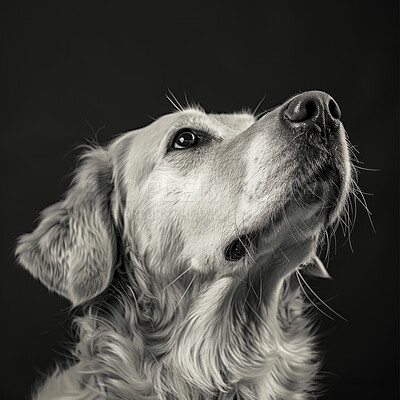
[303,256,332,279]
[15,147,117,306]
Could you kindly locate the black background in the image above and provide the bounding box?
[1,1,398,399]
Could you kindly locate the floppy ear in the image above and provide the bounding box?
[303,256,332,279]
[15,147,117,306]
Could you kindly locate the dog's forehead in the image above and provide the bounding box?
[208,112,256,135]
[158,109,256,138]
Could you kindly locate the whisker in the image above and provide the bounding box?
[162,265,194,291]
[295,271,334,321]
[278,247,291,263]
[166,89,184,112]
[354,165,380,172]
[352,183,375,233]
[252,93,266,117]
[173,276,195,311]
[246,302,271,332]
[297,271,348,321]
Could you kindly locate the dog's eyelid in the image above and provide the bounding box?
[172,126,211,138]
[166,127,216,152]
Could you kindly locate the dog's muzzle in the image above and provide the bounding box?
[280,90,345,206]
[223,91,348,263]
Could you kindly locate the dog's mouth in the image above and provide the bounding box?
[223,162,343,263]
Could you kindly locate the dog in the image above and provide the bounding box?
[16,90,353,399]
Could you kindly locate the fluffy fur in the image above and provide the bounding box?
[16,91,353,399]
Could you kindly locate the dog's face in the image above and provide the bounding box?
[16,91,352,305]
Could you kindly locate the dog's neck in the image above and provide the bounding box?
[74,257,319,399]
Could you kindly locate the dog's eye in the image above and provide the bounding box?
[225,239,246,261]
[172,130,199,150]
[225,236,251,261]
[224,234,256,262]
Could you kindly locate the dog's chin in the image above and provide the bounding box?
[254,172,346,276]
[223,169,345,275]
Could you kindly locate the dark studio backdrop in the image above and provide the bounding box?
[0,1,398,399]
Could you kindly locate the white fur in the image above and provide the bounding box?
[16,95,353,399]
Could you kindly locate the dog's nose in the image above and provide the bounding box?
[284,91,341,129]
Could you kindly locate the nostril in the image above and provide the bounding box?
[285,97,318,122]
[304,101,317,120]
[328,99,341,120]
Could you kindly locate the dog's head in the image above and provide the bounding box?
[16,91,352,306]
